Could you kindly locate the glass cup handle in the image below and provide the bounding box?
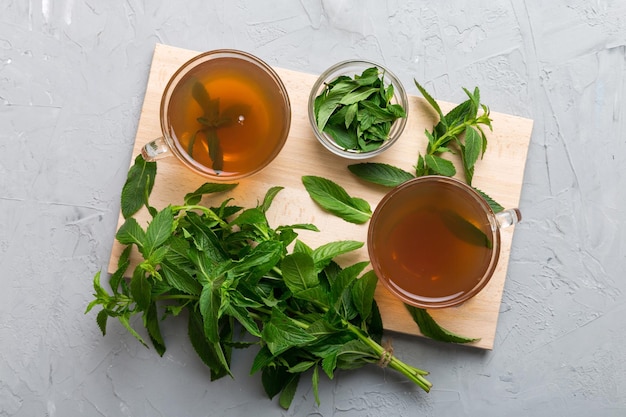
[141,137,171,162]
[495,208,522,229]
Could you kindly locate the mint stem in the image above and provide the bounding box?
[344,321,432,392]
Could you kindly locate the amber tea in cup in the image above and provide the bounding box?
[142,50,291,180]
[368,176,521,309]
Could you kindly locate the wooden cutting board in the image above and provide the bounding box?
[108,43,533,350]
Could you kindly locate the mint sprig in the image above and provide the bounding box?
[87,157,432,409]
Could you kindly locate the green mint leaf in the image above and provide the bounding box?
[358,100,398,124]
[184,182,238,205]
[118,313,149,348]
[224,303,261,338]
[473,187,504,213]
[206,129,223,172]
[443,100,473,127]
[145,302,166,356]
[161,260,202,295]
[464,164,475,187]
[354,67,380,85]
[348,162,415,187]
[312,365,321,406]
[187,308,231,380]
[96,309,108,336]
[259,186,284,213]
[229,240,283,283]
[311,240,364,272]
[463,126,482,172]
[424,154,456,177]
[262,308,316,356]
[344,102,358,128]
[287,361,316,374]
[191,80,212,115]
[110,246,132,294]
[463,87,480,118]
[368,300,383,344]
[200,280,222,343]
[323,123,358,149]
[279,374,300,410]
[185,213,229,264]
[116,218,146,249]
[333,340,378,371]
[440,210,492,249]
[230,207,268,228]
[187,130,199,157]
[251,345,274,375]
[121,155,156,219]
[476,124,489,157]
[415,154,426,177]
[293,239,313,255]
[90,270,108,302]
[130,268,151,311]
[331,261,369,320]
[281,252,318,293]
[281,252,330,304]
[302,175,372,224]
[262,366,289,399]
[414,80,444,121]
[316,89,345,132]
[351,270,378,320]
[144,207,174,256]
[321,351,338,379]
[405,305,480,344]
[339,86,378,105]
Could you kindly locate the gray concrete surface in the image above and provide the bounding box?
[1,1,625,416]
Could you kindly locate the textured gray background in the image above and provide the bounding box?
[1,1,625,416]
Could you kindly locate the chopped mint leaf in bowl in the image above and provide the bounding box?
[308,60,408,159]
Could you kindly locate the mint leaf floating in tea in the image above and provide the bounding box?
[313,67,407,152]
[87,156,432,410]
[302,175,372,224]
[440,209,492,249]
[189,80,250,172]
[405,305,480,344]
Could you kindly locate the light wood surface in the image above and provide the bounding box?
[108,43,533,350]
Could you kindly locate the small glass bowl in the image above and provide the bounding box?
[307,60,408,159]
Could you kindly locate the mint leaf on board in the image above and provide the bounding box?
[311,240,364,271]
[348,162,415,187]
[121,154,156,218]
[474,187,504,213]
[184,182,238,205]
[424,154,456,177]
[405,304,480,344]
[351,270,378,320]
[143,207,174,256]
[301,175,372,224]
[115,217,146,249]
